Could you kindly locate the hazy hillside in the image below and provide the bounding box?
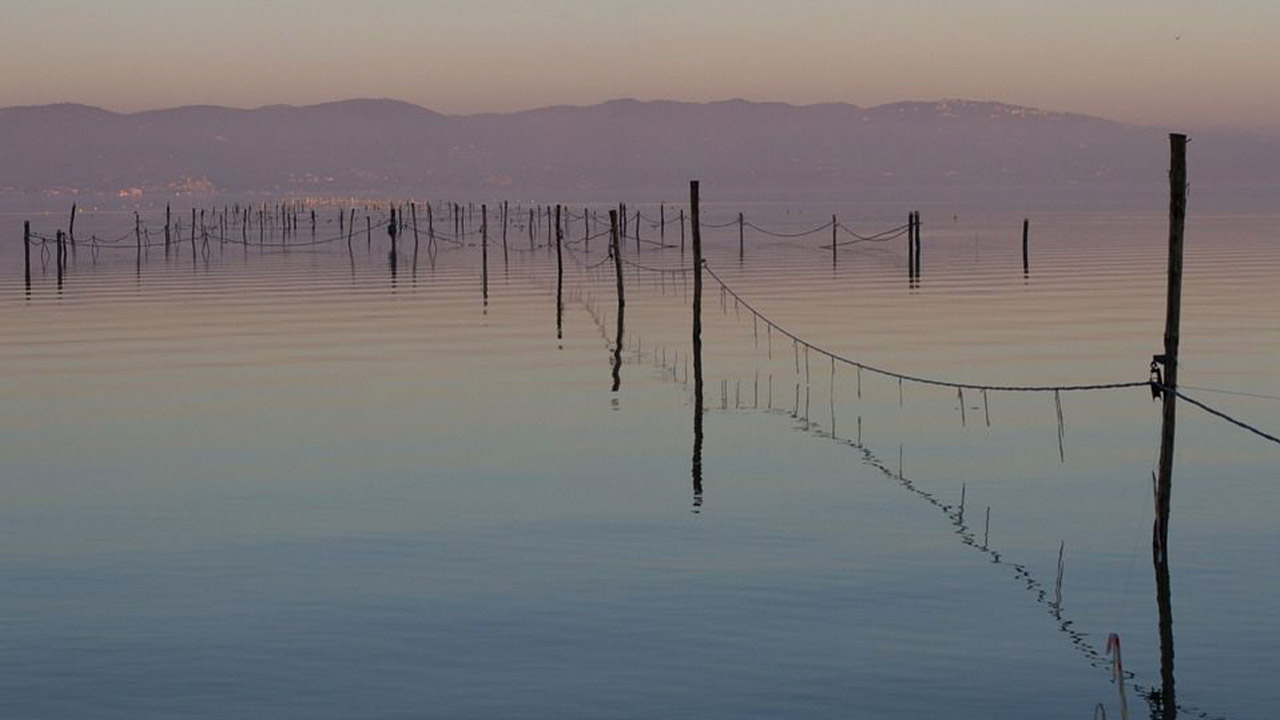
[2,98,1276,200]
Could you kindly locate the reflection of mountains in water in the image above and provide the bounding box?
[6,97,1280,196]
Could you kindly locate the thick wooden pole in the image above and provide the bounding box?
[1155,133,1187,554]
[1153,131,1187,720]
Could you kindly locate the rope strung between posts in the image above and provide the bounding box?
[1157,386,1280,447]
[837,222,911,242]
[743,219,834,238]
[702,262,1151,394]
[620,256,694,274]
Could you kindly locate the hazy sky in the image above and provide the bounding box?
[3,0,1277,133]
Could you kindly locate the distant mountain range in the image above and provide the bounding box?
[2,98,1277,200]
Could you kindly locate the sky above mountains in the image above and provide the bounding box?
[2,0,1278,135]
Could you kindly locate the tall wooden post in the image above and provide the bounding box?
[481,204,489,304]
[635,210,641,254]
[738,212,744,260]
[680,209,686,254]
[68,203,77,246]
[555,205,563,339]
[411,202,420,254]
[660,203,666,243]
[165,204,171,251]
[832,215,838,268]
[690,180,704,509]
[1022,218,1030,275]
[23,221,31,286]
[1153,131,1187,720]
[502,200,509,266]
[907,212,916,280]
[610,210,624,309]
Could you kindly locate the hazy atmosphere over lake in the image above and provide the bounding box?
[2,2,1278,719]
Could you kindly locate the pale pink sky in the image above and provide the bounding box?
[3,0,1277,133]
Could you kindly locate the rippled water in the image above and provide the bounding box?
[2,195,1278,719]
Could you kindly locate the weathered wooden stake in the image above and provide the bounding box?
[23,220,31,285]
[738,212,744,260]
[914,211,922,278]
[1022,218,1030,275]
[411,203,420,254]
[481,203,489,303]
[1152,131,1187,719]
[690,180,704,508]
[68,203,77,246]
[832,215,838,268]
[555,204,563,338]
[907,212,915,280]
[610,210,624,309]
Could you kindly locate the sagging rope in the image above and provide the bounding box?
[702,262,1151,394]
[1159,386,1280,447]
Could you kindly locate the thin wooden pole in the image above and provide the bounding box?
[660,203,666,243]
[914,211,921,278]
[68,203,77,246]
[481,204,489,303]
[635,210,641,254]
[832,215,838,268]
[690,180,704,508]
[738,212,744,260]
[555,204,563,338]
[164,204,171,251]
[411,202,420,254]
[427,203,435,249]
[680,209,686,254]
[366,215,371,249]
[502,200,509,266]
[1022,218,1030,275]
[610,210,624,309]
[23,220,31,286]
[907,212,915,280]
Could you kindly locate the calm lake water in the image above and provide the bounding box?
[2,192,1278,719]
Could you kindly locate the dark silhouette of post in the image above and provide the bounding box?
[610,210,624,310]
[555,205,563,339]
[23,221,31,289]
[738,212,744,260]
[660,203,666,243]
[164,204,171,252]
[411,203,420,254]
[1152,132,1187,718]
[914,211,922,278]
[502,200,509,267]
[691,180,704,510]
[482,204,489,304]
[831,215,838,268]
[680,209,685,254]
[68,203,77,247]
[1022,219,1030,275]
[907,212,915,281]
